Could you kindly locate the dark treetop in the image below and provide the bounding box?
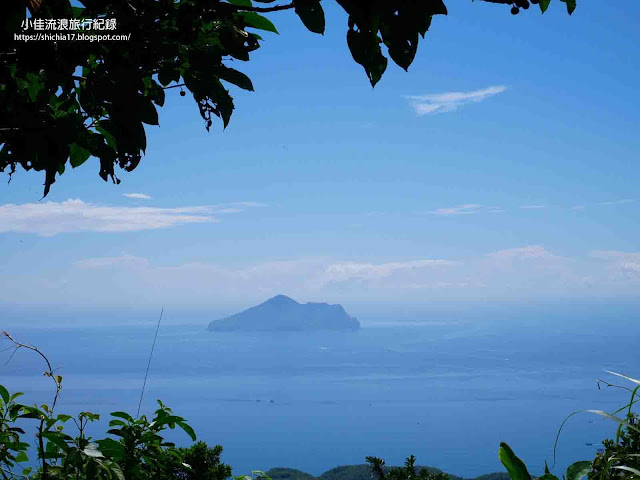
[266,464,510,480]
[0,0,575,196]
[207,294,360,332]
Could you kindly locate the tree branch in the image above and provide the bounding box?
[232,2,294,13]
[0,466,29,480]
[1,332,61,411]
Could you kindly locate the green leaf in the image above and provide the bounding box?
[566,461,591,480]
[176,420,197,441]
[539,0,551,13]
[538,475,559,480]
[96,126,117,150]
[151,415,185,429]
[71,6,85,18]
[613,466,640,476]
[215,66,254,91]
[227,0,253,5]
[0,385,10,404]
[24,72,43,102]
[498,442,531,480]
[604,370,640,386]
[107,428,126,438]
[108,463,126,480]
[137,96,159,126]
[109,411,134,422]
[69,143,91,168]
[19,406,45,419]
[560,0,576,15]
[15,452,28,463]
[96,438,124,459]
[346,28,388,87]
[238,12,279,34]
[585,410,640,433]
[295,0,325,35]
[42,432,70,452]
[157,66,181,87]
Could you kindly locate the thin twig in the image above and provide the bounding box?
[3,347,19,367]
[1,332,60,480]
[0,466,29,480]
[136,308,164,418]
[1,332,61,410]
[597,379,635,394]
[232,2,294,13]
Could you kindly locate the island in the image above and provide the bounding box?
[207,295,360,332]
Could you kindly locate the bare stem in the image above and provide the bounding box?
[232,2,294,13]
[2,331,62,480]
[1,332,61,411]
[0,466,29,480]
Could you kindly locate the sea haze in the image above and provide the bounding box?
[1,302,638,478]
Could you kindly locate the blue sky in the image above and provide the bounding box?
[1,1,639,312]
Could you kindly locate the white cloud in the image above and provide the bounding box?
[590,250,640,278]
[75,255,149,269]
[3,247,639,307]
[406,85,507,116]
[596,199,635,206]
[0,199,264,236]
[486,245,556,261]
[520,205,546,209]
[429,204,485,216]
[323,260,455,282]
[123,193,152,200]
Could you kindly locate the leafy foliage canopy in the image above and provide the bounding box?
[0,0,574,195]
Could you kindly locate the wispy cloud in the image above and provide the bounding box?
[596,199,635,206]
[0,199,265,236]
[429,204,485,216]
[486,245,556,261]
[406,85,507,116]
[590,250,640,278]
[323,260,455,282]
[123,193,152,200]
[75,254,149,269]
[520,205,546,209]
[4,246,640,306]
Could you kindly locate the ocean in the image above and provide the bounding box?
[1,302,638,478]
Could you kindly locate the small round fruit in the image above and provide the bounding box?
[179,90,186,96]
[511,5,519,14]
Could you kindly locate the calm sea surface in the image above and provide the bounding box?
[1,306,638,478]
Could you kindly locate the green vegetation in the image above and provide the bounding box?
[267,467,317,480]
[7,330,637,480]
[1,0,575,196]
[366,455,452,480]
[0,331,265,480]
[498,372,640,480]
[267,464,507,480]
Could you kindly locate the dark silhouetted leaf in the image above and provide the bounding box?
[295,0,325,34]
